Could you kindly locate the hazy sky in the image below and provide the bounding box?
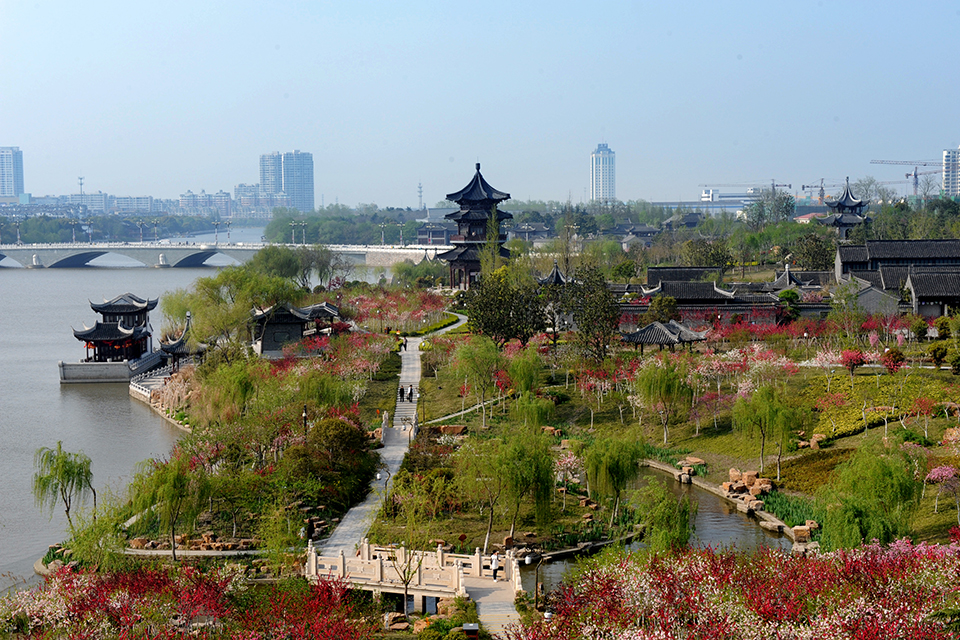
[2,0,958,208]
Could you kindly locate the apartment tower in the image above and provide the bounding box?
[944,145,960,198]
[590,143,615,203]
[260,150,314,213]
[0,147,24,197]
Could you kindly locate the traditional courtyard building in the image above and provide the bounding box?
[437,163,512,289]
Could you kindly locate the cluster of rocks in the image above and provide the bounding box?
[128,533,259,551]
[382,597,464,632]
[796,432,827,450]
[676,456,705,484]
[722,468,773,513]
[540,426,562,437]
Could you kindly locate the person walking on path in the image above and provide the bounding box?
[407,385,414,402]
[491,551,500,581]
[398,386,404,403]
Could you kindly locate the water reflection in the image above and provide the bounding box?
[520,467,790,594]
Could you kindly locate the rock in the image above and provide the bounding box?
[389,621,410,631]
[729,468,742,482]
[384,612,405,629]
[731,482,748,494]
[749,484,766,497]
[811,433,827,443]
[437,598,458,617]
[541,426,557,436]
[413,618,432,634]
[438,425,467,435]
[557,486,567,494]
[721,482,733,492]
[371,428,382,441]
[503,536,514,548]
[130,537,148,549]
[742,471,759,487]
[588,502,600,510]
[805,520,819,530]
[681,466,694,476]
[810,439,820,450]
[798,441,810,448]
[684,456,706,466]
[582,513,593,521]
[793,526,811,543]
[560,439,573,449]
[759,521,782,533]
[524,531,536,538]
[678,473,691,484]
[749,500,764,512]
[736,502,750,513]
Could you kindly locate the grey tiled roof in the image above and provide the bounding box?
[647,266,722,286]
[907,272,960,298]
[838,245,869,262]
[865,239,960,260]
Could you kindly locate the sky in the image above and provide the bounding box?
[2,0,959,208]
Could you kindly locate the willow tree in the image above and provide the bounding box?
[635,360,692,445]
[454,438,507,553]
[502,429,554,538]
[733,385,796,476]
[585,438,643,527]
[453,336,502,428]
[131,452,210,561]
[33,441,96,531]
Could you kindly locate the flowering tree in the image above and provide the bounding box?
[926,465,957,513]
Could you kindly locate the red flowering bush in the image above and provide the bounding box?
[509,542,960,640]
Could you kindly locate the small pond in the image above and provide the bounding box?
[520,467,790,594]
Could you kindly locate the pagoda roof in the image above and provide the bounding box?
[445,163,510,204]
[763,265,809,291]
[538,261,567,286]
[251,301,340,322]
[436,244,510,263]
[826,178,866,212]
[621,321,706,346]
[73,322,149,342]
[90,293,158,315]
[160,313,207,356]
[445,207,513,223]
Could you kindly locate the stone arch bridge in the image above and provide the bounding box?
[0,242,451,269]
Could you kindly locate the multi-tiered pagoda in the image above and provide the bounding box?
[438,163,512,289]
[72,293,156,363]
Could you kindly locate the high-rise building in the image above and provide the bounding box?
[260,153,283,196]
[590,143,615,203]
[0,147,25,197]
[944,146,960,198]
[259,150,314,213]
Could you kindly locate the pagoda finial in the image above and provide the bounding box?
[476,162,480,171]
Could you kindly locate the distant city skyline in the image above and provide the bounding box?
[3,2,960,206]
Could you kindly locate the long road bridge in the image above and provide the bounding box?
[0,242,452,269]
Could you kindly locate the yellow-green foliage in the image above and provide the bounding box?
[799,372,949,439]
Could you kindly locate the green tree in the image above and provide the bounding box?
[732,386,796,476]
[817,437,923,551]
[585,438,643,527]
[634,479,697,552]
[454,438,507,553]
[611,260,637,283]
[682,239,731,270]
[635,361,692,445]
[778,289,801,323]
[791,232,835,270]
[131,453,211,561]
[502,429,553,537]
[642,294,680,325]
[453,336,502,428]
[33,441,96,532]
[246,245,300,280]
[571,265,621,363]
[466,268,545,347]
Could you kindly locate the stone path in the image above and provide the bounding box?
[318,314,520,635]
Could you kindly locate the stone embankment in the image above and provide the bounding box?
[645,458,820,555]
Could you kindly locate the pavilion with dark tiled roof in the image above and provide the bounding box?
[621,320,706,354]
[437,163,513,290]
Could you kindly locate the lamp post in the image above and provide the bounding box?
[302,405,308,439]
[525,554,545,610]
[213,220,220,246]
[153,219,160,242]
[290,221,297,244]
[379,222,388,245]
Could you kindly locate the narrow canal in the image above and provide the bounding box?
[520,467,790,594]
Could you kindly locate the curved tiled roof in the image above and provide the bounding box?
[73,322,148,342]
[826,178,866,212]
[445,163,510,203]
[90,293,158,314]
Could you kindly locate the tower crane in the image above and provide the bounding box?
[698,179,792,194]
[800,179,845,205]
[870,159,960,196]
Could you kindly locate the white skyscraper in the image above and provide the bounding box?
[944,146,960,198]
[260,150,314,213]
[0,147,24,197]
[590,143,615,202]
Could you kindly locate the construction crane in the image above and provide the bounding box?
[870,159,960,196]
[800,179,845,205]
